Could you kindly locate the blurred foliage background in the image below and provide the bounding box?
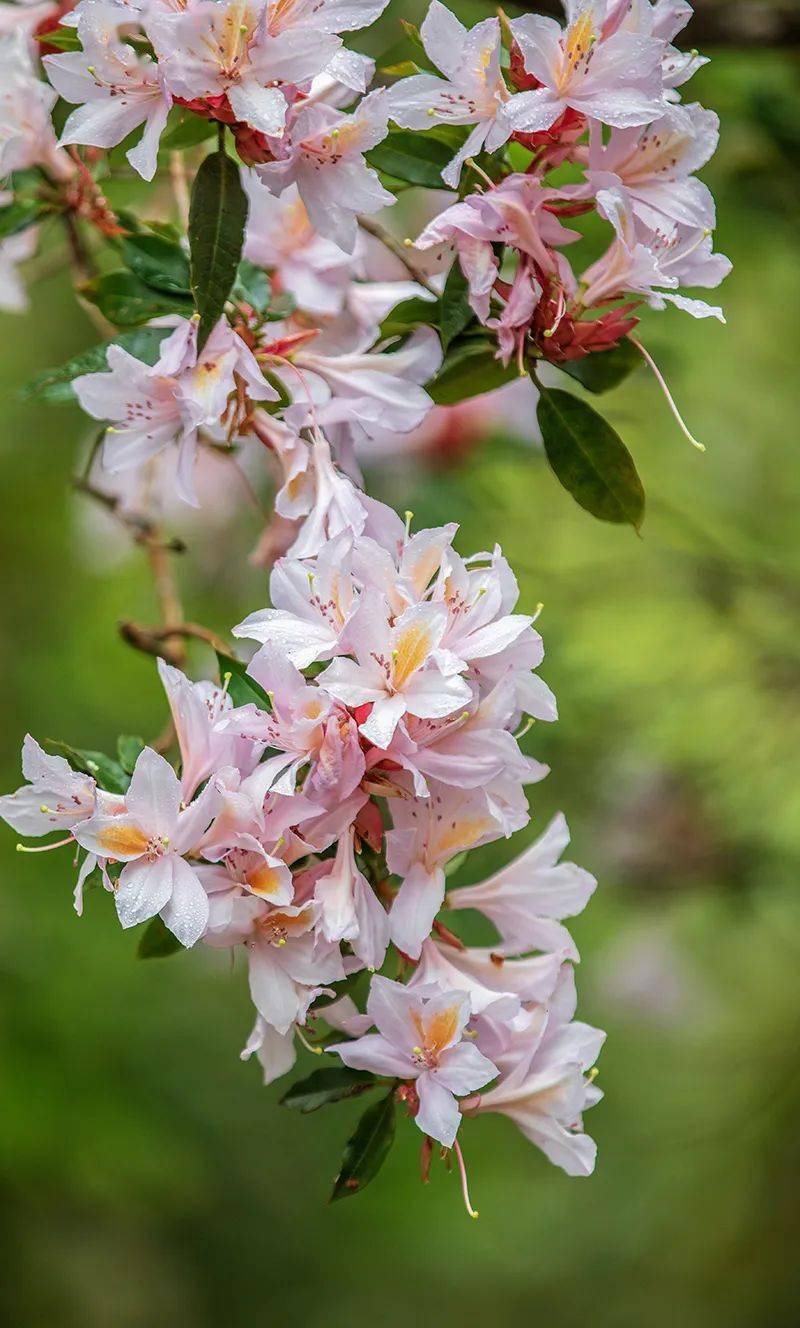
[1,5,800,1325]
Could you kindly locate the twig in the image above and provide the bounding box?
[356,215,439,296]
[72,477,185,551]
[118,620,230,662]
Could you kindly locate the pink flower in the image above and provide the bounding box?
[331,974,497,1146]
[244,175,358,316]
[447,813,597,958]
[73,317,278,506]
[45,1,172,181]
[0,735,96,836]
[387,1,516,187]
[254,90,393,251]
[321,590,472,748]
[507,2,667,136]
[157,658,260,800]
[73,746,224,945]
[0,31,72,179]
[314,827,390,968]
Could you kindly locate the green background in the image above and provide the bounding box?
[1,11,799,1326]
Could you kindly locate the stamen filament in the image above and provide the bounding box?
[630,337,706,452]
[453,1136,479,1219]
[16,836,74,853]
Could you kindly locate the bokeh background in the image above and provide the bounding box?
[2,3,799,1324]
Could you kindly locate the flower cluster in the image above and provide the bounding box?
[1,491,602,1204]
[0,0,730,1209]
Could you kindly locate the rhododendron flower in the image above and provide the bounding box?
[332,975,497,1146]
[204,888,345,1033]
[157,658,259,800]
[240,1013,297,1086]
[73,747,225,945]
[45,0,172,181]
[0,31,72,178]
[322,590,473,749]
[413,936,566,1010]
[73,317,277,505]
[235,529,358,667]
[314,827,390,969]
[467,979,605,1175]
[146,0,339,138]
[244,176,357,316]
[448,812,597,958]
[0,735,96,835]
[584,103,719,232]
[507,2,667,135]
[387,1,516,188]
[255,90,393,251]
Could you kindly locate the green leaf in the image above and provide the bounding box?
[557,340,641,394]
[161,110,218,150]
[0,199,46,240]
[536,386,645,530]
[137,916,183,959]
[440,261,474,350]
[117,735,145,775]
[21,327,170,404]
[233,258,271,312]
[120,233,191,295]
[215,651,272,711]
[367,128,458,188]
[189,146,248,351]
[44,741,130,794]
[262,291,296,321]
[428,335,518,405]
[380,59,424,78]
[81,271,192,327]
[379,295,438,340]
[35,25,81,51]
[280,1067,378,1114]
[330,1091,396,1202]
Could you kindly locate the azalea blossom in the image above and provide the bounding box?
[254,90,393,251]
[0,735,96,836]
[73,746,223,945]
[244,175,357,316]
[314,827,390,969]
[73,317,278,505]
[331,974,497,1146]
[0,30,72,178]
[45,0,173,181]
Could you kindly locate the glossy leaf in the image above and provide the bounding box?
[117,734,146,775]
[161,110,218,150]
[379,295,439,340]
[137,916,183,959]
[0,198,46,239]
[189,146,248,351]
[120,233,191,295]
[537,387,645,530]
[428,335,517,405]
[557,340,641,394]
[44,741,130,794]
[215,652,272,711]
[440,261,474,350]
[233,259,271,313]
[330,1091,396,1202]
[81,271,192,327]
[367,129,455,188]
[280,1067,378,1114]
[21,327,170,403]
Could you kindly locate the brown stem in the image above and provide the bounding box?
[118,620,230,663]
[356,215,439,297]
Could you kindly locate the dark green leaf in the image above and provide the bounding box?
[557,339,641,394]
[161,111,218,150]
[189,147,248,351]
[537,386,645,530]
[440,261,474,350]
[215,651,272,711]
[120,233,191,294]
[0,199,46,240]
[233,259,271,312]
[280,1067,378,1113]
[21,327,170,403]
[81,271,192,327]
[379,295,438,340]
[330,1091,396,1202]
[428,335,517,405]
[117,735,146,775]
[44,741,130,794]
[367,128,459,188]
[137,916,183,959]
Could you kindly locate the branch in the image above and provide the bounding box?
[357,215,440,297]
[118,620,230,662]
